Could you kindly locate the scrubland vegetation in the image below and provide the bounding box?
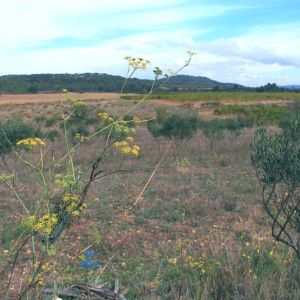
[1,58,300,299]
[121,90,300,102]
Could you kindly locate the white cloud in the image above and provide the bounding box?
[190,22,300,86]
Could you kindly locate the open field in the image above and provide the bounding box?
[123,90,300,103]
[0,92,300,299]
[0,92,122,104]
[2,90,300,105]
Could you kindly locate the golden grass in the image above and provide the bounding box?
[0,92,121,105]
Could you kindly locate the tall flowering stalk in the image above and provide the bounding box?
[2,52,194,299]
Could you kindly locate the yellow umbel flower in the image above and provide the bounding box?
[120,146,132,155]
[126,136,134,142]
[133,116,141,123]
[41,262,52,272]
[34,213,58,236]
[71,210,80,217]
[168,258,177,265]
[131,145,140,157]
[75,133,89,143]
[63,193,78,203]
[16,137,45,147]
[113,139,140,157]
[98,112,110,120]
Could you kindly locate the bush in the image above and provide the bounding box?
[199,118,253,157]
[147,108,199,162]
[69,124,90,145]
[147,107,199,141]
[0,118,40,169]
[45,116,59,128]
[251,115,300,258]
[45,129,60,142]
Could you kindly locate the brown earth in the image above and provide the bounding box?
[0,92,122,105]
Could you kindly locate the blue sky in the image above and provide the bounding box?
[1,0,299,87]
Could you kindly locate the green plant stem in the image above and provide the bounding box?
[2,180,30,215]
[122,57,193,118]
[63,114,76,181]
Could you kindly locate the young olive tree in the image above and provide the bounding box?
[251,114,300,258]
[200,118,253,158]
[147,107,199,163]
[199,119,225,158]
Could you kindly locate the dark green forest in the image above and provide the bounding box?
[0,73,240,94]
[0,73,298,94]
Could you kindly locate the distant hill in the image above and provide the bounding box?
[281,85,300,89]
[0,73,245,94]
[160,74,243,90]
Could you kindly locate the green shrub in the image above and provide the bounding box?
[147,107,199,141]
[147,107,199,162]
[0,118,40,170]
[251,115,300,258]
[215,104,286,124]
[45,129,60,142]
[123,114,136,128]
[199,118,253,156]
[45,116,59,128]
[69,124,90,145]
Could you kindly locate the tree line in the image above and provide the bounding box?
[0,73,250,94]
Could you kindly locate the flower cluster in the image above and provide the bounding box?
[133,116,141,123]
[41,262,52,272]
[113,121,136,136]
[167,252,215,275]
[98,112,113,121]
[153,66,163,80]
[168,258,177,265]
[187,50,197,57]
[67,97,85,106]
[239,233,293,265]
[54,174,81,190]
[0,173,13,182]
[187,254,215,275]
[75,133,89,143]
[22,215,37,232]
[113,138,140,157]
[62,193,86,217]
[124,56,150,70]
[34,261,52,272]
[99,112,136,138]
[33,213,58,236]
[16,137,45,148]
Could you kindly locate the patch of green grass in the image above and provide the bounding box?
[214,103,287,124]
[0,222,24,251]
[122,91,300,102]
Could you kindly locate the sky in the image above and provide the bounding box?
[1,0,300,87]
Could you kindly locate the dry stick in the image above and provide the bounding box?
[62,141,172,271]
[68,142,172,292]
[133,139,172,206]
[53,140,172,287]
[5,234,33,300]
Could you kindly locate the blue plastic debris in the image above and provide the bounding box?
[80,248,102,270]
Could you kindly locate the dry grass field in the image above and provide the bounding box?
[0,92,121,104]
[0,92,299,299]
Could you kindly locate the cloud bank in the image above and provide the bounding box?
[1,0,299,87]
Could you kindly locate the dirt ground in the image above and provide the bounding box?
[0,92,122,105]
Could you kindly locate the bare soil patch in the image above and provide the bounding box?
[0,92,121,105]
